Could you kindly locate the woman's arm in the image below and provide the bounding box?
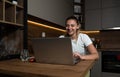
[73,44,99,60]
[81,44,99,60]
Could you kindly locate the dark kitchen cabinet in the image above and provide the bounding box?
[91,52,102,77]
[85,0,101,10]
[101,5,120,29]
[85,0,120,30]
[85,9,102,30]
[85,0,102,30]
[101,0,120,29]
[102,0,120,8]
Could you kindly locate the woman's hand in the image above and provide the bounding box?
[73,52,81,59]
[73,52,85,60]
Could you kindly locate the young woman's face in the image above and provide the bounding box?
[66,19,80,36]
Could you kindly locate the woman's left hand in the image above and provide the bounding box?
[73,52,85,60]
[73,52,81,58]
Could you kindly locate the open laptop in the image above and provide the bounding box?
[31,37,80,65]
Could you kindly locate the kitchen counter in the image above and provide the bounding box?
[0,59,95,77]
[98,48,120,51]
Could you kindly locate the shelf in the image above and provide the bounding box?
[74,14,83,23]
[74,5,81,13]
[17,0,23,7]
[0,0,3,21]
[16,4,23,8]
[16,6,23,25]
[74,0,81,3]
[5,1,15,23]
[0,20,24,26]
[5,0,23,7]
[74,2,83,5]
[73,0,85,29]
[74,12,83,15]
[0,0,24,26]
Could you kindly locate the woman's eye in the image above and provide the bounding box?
[71,24,75,27]
[66,24,75,27]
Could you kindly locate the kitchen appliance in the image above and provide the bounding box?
[101,51,120,77]
[102,51,120,73]
[91,51,120,77]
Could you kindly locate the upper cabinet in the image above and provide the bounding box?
[85,0,101,10]
[28,0,73,26]
[101,0,120,29]
[85,0,120,30]
[102,0,120,8]
[102,7,120,29]
[73,0,85,29]
[0,0,24,26]
[85,0,102,30]
[85,9,102,30]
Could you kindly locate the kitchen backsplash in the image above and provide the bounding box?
[87,30,120,49]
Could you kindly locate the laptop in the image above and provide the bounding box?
[31,37,80,65]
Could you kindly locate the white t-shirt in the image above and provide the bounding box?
[59,33,92,55]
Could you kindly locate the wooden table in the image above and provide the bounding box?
[0,59,95,77]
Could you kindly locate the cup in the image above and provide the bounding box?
[42,32,46,37]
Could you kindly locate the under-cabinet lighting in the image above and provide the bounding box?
[28,20,66,32]
[80,31,100,34]
[28,20,100,34]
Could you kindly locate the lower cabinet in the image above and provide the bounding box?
[90,52,102,77]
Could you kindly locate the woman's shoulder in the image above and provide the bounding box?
[78,33,89,37]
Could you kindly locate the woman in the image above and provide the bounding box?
[61,16,99,77]
[60,16,99,60]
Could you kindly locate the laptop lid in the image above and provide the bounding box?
[31,37,77,65]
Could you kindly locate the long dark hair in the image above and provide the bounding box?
[65,16,80,25]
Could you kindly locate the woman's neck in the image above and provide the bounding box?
[71,31,79,40]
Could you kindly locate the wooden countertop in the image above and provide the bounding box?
[0,59,95,77]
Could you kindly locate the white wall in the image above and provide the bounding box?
[28,0,73,26]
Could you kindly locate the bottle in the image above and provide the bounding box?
[96,39,101,49]
[41,32,46,38]
[91,38,95,46]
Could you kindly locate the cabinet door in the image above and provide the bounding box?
[91,52,102,77]
[102,0,120,8]
[102,7,120,29]
[85,10,102,30]
[85,0,101,10]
